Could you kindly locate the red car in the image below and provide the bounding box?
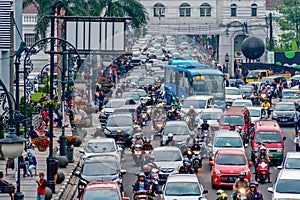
[209,149,253,189]
[75,181,129,200]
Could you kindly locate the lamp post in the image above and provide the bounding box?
[0,77,27,200]
[225,53,229,74]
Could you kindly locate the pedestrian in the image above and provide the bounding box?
[98,90,105,112]
[36,172,47,200]
[294,130,300,152]
[0,171,15,199]
[26,152,37,177]
[53,146,60,181]
[293,107,300,136]
[67,105,75,129]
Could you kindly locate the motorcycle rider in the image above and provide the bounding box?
[216,189,229,200]
[116,85,123,97]
[247,181,263,199]
[185,105,197,126]
[173,97,181,106]
[162,133,177,146]
[141,155,159,170]
[145,96,154,106]
[93,126,106,138]
[255,150,271,183]
[246,183,262,200]
[131,133,144,151]
[142,138,153,151]
[142,165,159,195]
[261,99,271,117]
[132,173,152,200]
[185,132,196,148]
[178,158,194,174]
[232,171,249,200]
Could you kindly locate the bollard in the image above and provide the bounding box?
[73,137,82,147]
[46,187,53,200]
[56,171,65,184]
[58,156,68,168]
[67,146,74,163]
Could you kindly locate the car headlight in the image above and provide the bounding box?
[214,168,220,174]
[272,113,278,118]
[277,148,283,152]
[239,188,246,194]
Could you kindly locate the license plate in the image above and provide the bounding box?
[280,119,287,121]
[227,177,236,181]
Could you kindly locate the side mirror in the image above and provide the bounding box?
[283,136,286,141]
[202,189,208,194]
[249,162,253,167]
[267,187,273,193]
[121,169,127,175]
[80,149,85,154]
[277,165,283,170]
[74,171,80,177]
[208,161,214,165]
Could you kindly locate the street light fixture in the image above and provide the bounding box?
[225,53,229,74]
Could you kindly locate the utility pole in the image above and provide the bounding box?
[269,13,274,50]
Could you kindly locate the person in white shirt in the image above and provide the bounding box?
[294,130,300,152]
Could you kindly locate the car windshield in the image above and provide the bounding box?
[107,116,133,127]
[163,125,189,135]
[239,87,252,93]
[83,162,118,176]
[114,109,136,116]
[283,91,300,99]
[275,179,300,194]
[133,89,147,97]
[216,154,246,165]
[214,137,243,148]
[182,100,207,109]
[86,142,116,153]
[232,101,252,107]
[122,93,139,101]
[274,104,295,111]
[153,150,182,162]
[226,89,241,95]
[249,109,260,117]
[82,189,120,200]
[105,100,124,108]
[165,182,201,196]
[255,132,282,143]
[220,116,244,126]
[285,158,300,169]
[201,111,222,120]
[247,71,260,78]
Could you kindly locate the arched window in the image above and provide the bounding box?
[231,4,237,17]
[153,3,165,17]
[179,3,191,17]
[200,3,211,17]
[251,3,257,17]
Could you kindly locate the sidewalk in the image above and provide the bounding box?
[0,112,99,200]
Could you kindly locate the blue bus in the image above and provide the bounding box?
[164,60,225,108]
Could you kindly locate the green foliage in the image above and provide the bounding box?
[0,126,5,139]
[31,92,46,103]
[276,0,300,50]
[23,0,148,39]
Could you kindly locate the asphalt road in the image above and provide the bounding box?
[121,124,295,200]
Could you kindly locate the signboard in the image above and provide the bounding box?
[0,1,12,49]
[65,17,128,54]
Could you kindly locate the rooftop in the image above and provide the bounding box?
[23,3,38,14]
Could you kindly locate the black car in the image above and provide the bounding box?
[75,156,126,194]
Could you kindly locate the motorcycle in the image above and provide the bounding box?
[116,91,122,98]
[142,149,152,156]
[132,144,143,166]
[141,112,148,126]
[191,149,203,172]
[185,115,196,131]
[236,187,247,200]
[116,141,125,161]
[256,159,269,184]
[133,191,152,200]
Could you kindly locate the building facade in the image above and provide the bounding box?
[140,0,268,76]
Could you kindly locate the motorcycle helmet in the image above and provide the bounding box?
[251,181,259,186]
[203,118,207,122]
[138,172,146,180]
[136,133,142,139]
[239,171,246,177]
[194,138,200,144]
[145,138,151,143]
[168,133,174,138]
[238,126,242,130]
[260,146,266,151]
[116,129,122,133]
[216,189,225,195]
[249,183,256,189]
[190,105,194,110]
[143,165,151,173]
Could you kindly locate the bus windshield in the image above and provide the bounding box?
[192,75,224,100]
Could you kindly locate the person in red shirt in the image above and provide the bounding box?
[36,172,47,200]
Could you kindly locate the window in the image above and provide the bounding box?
[251,3,257,16]
[200,3,211,17]
[153,3,165,17]
[231,4,237,17]
[24,34,36,46]
[179,3,191,17]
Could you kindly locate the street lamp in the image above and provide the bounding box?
[225,53,229,73]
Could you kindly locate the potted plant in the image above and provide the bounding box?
[32,138,50,152]
[66,136,77,147]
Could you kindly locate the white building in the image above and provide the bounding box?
[140,0,268,76]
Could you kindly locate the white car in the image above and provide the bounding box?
[247,106,267,123]
[181,95,215,115]
[161,174,208,200]
[231,99,253,108]
[225,87,243,107]
[199,108,223,132]
[152,147,183,184]
[268,169,300,199]
[79,138,121,163]
[102,98,136,116]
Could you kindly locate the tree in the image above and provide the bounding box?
[23,0,148,40]
[276,0,300,50]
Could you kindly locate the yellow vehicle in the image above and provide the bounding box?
[246,70,269,83]
[246,69,291,83]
